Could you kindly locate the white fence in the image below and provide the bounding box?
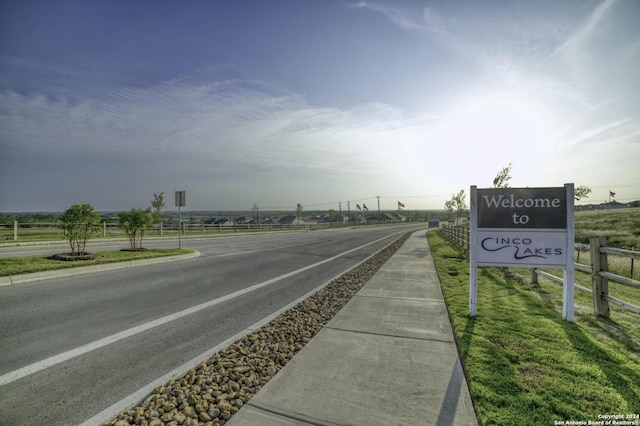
[0,220,348,241]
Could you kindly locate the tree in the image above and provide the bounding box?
[444,199,455,223]
[0,214,16,225]
[493,163,513,188]
[575,185,592,201]
[150,192,165,224]
[252,202,259,224]
[328,209,337,222]
[118,208,155,250]
[60,204,101,255]
[453,189,467,224]
[295,203,304,224]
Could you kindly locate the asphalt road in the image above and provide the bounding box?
[0,224,425,425]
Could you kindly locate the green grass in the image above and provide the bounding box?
[0,248,193,276]
[575,246,640,281]
[427,231,640,425]
[575,208,640,249]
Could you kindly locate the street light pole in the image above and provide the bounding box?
[175,191,186,249]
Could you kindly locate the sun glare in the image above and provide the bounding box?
[431,91,559,186]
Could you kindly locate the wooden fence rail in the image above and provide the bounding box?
[439,225,640,318]
[439,224,470,256]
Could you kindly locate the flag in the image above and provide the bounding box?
[356,204,362,210]
[609,190,616,197]
[363,203,369,211]
[397,201,405,210]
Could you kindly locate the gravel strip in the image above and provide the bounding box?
[105,232,411,426]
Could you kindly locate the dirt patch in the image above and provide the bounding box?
[517,362,545,389]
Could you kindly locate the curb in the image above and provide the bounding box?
[0,250,201,286]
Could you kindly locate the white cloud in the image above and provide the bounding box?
[541,0,616,63]
[353,1,426,31]
[0,77,445,210]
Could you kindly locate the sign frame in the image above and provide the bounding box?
[469,184,574,321]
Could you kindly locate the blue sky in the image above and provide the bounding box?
[1,0,638,212]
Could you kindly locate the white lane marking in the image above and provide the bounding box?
[80,265,351,425]
[80,230,408,426]
[0,233,394,387]
[213,240,325,258]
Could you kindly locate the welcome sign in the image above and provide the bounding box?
[476,187,567,268]
[469,184,575,321]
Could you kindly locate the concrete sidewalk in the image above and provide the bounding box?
[228,230,478,426]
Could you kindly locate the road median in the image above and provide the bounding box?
[0,250,200,286]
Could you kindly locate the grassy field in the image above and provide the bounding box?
[575,208,640,249]
[0,248,193,276]
[427,231,640,425]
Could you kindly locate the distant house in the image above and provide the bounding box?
[577,200,637,211]
[279,214,303,225]
[303,215,324,224]
[334,214,347,223]
[602,201,626,210]
[575,204,598,211]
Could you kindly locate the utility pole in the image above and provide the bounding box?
[347,201,350,224]
[377,195,380,222]
[339,202,342,224]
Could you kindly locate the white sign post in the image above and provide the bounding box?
[470,184,575,321]
[175,191,186,250]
